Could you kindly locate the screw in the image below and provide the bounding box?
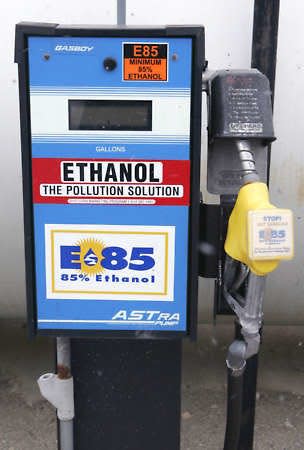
[43,53,50,61]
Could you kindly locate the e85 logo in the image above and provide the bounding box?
[60,237,155,274]
[46,225,174,300]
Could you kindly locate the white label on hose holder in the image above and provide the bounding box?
[248,209,294,260]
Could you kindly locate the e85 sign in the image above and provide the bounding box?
[45,224,175,301]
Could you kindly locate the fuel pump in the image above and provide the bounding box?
[15,22,204,450]
[15,20,293,450]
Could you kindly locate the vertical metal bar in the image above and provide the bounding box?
[235,3,281,449]
[57,337,71,378]
[117,0,126,26]
[251,0,280,183]
[251,0,280,104]
[57,337,74,450]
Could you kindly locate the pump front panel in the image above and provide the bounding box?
[24,31,202,335]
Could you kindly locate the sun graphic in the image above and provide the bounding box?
[77,238,106,277]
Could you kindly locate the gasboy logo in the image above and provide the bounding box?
[45,224,175,301]
[54,45,94,52]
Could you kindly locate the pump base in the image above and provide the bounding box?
[71,338,182,450]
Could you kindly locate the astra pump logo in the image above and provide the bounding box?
[60,238,156,278]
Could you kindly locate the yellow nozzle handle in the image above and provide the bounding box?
[224,182,293,276]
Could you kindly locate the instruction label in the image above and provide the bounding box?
[123,43,168,81]
[248,209,294,260]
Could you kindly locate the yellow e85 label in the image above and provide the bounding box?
[248,209,294,260]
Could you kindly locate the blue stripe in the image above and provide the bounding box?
[30,86,190,95]
[32,139,189,143]
[32,142,190,159]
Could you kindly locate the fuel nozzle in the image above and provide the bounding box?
[236,140,259,184]
[207,72,294,274]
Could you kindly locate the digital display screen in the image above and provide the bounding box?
[69,100,152,131]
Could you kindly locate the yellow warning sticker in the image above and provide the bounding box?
[123,43,168,81]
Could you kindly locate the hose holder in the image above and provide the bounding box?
[37,373,75,421]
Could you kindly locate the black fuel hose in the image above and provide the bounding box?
[223,368,244,450]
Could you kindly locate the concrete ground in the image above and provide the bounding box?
[0,320,303,450]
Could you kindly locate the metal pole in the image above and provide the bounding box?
[117,0,126,26]
[251,0,280,182]
[251,0,280,103]
[235,2,281,448]
[57,337,73,450]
